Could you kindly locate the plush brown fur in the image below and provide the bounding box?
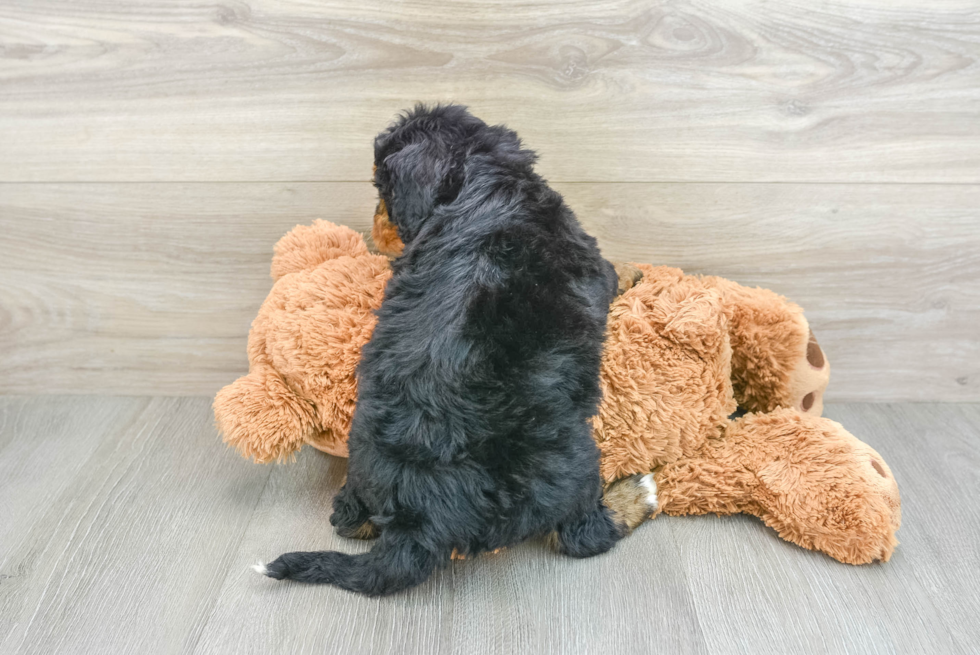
[656,409,901,564]
[214,221,391,461]
[699,275,830,415]
[593,265,736,481]
[215,219,900,565]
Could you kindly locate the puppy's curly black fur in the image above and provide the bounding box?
[261,105,624,595]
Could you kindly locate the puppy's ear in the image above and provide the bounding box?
[376,139,462,243]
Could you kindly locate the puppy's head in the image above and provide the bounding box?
[373,104,532,245]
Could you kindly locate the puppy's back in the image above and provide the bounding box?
[260,105,619,595]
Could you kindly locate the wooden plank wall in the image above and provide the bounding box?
[1,0,978,400]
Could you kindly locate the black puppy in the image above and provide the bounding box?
[257,105,624,595]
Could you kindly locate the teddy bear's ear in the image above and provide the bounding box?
[270,220,369,281]
[213,365,319,463]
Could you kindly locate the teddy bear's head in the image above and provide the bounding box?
[214,221,391,462]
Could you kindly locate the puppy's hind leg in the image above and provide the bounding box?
[603,473,659,534]
[330,484,378,539]
[555,502,626,558]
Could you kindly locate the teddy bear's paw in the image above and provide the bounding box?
[603,473,659,534]
[781,326,831,416]
[612,262,644,296]
[742,410,902,565]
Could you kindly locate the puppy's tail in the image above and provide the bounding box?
[254,530,445,597]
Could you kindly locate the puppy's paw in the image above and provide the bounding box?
[613,262,643,296]
[603,473,659,534]
[330,484,373,536]
[337,521,379,540]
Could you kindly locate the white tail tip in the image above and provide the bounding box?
[252,561,268,575]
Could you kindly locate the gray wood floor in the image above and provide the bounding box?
[0,397,977,654]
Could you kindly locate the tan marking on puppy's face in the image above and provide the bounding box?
[372,197,405,257]
[370,163,405,257]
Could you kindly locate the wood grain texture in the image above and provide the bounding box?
[1,0,979,183]
[2,182,977,400]
[825,404,980,654]
[1,397,978,654]
[576,182,980,403]
[0,396,272,655]
[668,403,980,655]
[0,182,376,396]
[0,396,149,647]
[194,452,706,655]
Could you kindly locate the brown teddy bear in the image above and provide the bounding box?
[214,213,900,565]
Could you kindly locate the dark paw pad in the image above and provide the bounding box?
[807,330,825,369]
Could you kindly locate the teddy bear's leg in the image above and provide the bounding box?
[330,484,378,540]
[700,276,830,416]
[656,408,901,564]
[789,327,831,415]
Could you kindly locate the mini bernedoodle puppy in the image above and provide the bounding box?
[256,104,627,595]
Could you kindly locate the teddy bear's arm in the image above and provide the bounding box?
[213,363,320,463]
